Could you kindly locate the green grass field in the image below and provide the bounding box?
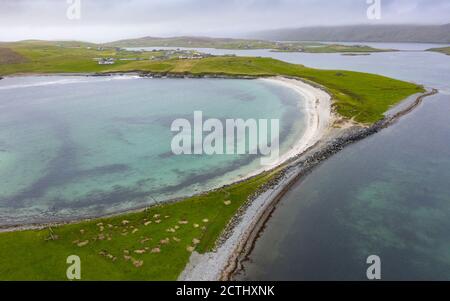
[273,44,393,53]
[0,41,425,280]
[0,170,278,280]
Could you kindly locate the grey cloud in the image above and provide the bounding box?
[0,0,448,42]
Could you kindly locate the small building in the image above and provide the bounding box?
[98,58,116,65]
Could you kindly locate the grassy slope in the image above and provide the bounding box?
[0,41,161,75]
[304,44,392,53]
[105,36,276,49]
[0,47,29,64]
[0,42,424,280]
[0,170,278,280]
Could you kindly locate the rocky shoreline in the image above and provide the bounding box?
[81,70,262,80]
[217,87,438,280]
[1,71,262,80]
[137,72,260,80]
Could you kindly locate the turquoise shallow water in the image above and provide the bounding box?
[0,76,307,225]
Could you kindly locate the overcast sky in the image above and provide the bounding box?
[0,0,449,42]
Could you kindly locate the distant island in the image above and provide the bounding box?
[428,46,450,55]
[250,24,450,44]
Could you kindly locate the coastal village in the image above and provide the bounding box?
[94,48,214,65]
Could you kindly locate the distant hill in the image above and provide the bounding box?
[104,36,275,49]
[251,24,450,44]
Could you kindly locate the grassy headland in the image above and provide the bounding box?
[271,43,393,53]
[428,46,450,55]
[0,41,424,280]
[0,40,167,74]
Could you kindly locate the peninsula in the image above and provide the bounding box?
[0,40,426,280]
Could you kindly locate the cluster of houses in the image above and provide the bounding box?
[93,49,214,65]
[274,42,305,52]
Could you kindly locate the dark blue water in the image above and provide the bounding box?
[230,46,450,280]
[237,93,450,280]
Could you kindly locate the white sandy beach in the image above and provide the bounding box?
[178,76,334,281]
[258,77,332,168]
[235,76,333,180]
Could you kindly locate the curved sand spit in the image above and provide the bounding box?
[179,76,334,281]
